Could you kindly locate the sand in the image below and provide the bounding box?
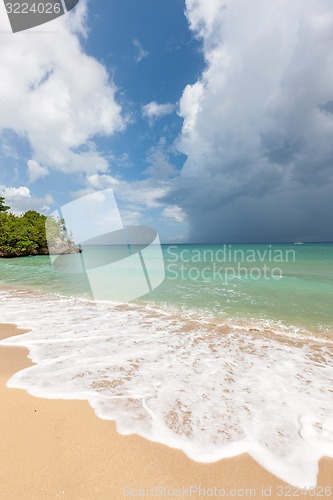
[0,323,332,500]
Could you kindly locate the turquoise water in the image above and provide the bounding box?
[154,243,333,334]
[1,243,332,335]
[1,243,333,486]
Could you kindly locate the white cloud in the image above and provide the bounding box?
[0,139,19,160]
[27,159,49,183]
[162,205,187,223]
[116,179,169,210]
[87,173,119,189]
[70,169,191,241]
[142,101,176,124]
[1,186,30,199]
[77,139,184,236]
[171,0,333,242]
[73,174,169,212]
[119,209,144,226]
[0,184,53,214]
[132,38,149,63]
[144,140,178,179]
[0,0,125,176]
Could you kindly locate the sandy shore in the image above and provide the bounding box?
[0,323,332,500]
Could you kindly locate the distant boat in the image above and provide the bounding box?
[294,241,304,245]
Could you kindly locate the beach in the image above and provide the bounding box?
[1,0,332,494]
[0,244,333,497]
[0,323,332,499]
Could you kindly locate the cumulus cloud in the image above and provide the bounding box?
[109,178,169,211]
[0,184,52,214]
[1,186,30,199]
[77,138,186,237]
[71,168,190,240]
[167,0,333,242]
[119,209,145,226]
[162,205,187,223]
[132,38,149,63]
[72,172,170,225]
[142,101,176,124]
[144,140,179,179]
[0,0,124,176]
[82,137,180,214]
[27,159,49,183]
[0,139,19,160]
[87,173,119,190]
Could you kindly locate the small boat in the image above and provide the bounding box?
[294,242,304,245]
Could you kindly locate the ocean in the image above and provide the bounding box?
[0,243,333,487]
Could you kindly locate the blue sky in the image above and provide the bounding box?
[1,0,333,242]
[85,0,202,176]
[0,0,205,242]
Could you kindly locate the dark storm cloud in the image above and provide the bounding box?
[165,0,333,242]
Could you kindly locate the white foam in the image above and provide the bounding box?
[1,289,333,488]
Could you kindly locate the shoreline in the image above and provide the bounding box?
[0,323,332,499]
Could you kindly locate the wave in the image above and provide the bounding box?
[0,288,333,488]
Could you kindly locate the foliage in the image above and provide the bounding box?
[0,200,72,257]
[0,196,10,213]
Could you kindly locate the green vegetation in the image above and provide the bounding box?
[0,197,10,213]
[0,198,77,258]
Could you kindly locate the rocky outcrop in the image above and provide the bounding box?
[47,238,81,256]
[0,248,47,258]
[0,240,80,258]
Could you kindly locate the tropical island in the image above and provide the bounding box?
[0,197,78,258]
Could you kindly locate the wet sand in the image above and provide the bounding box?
[0,323,332,499]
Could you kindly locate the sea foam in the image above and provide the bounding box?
[0,289,333,488]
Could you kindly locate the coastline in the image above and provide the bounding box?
[0,324,332,499]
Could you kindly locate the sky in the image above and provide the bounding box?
[1,0,333,243]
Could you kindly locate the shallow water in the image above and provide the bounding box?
[1,243,333,332]
[0,243,333,487]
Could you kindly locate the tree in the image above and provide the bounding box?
[0,200,77,257]
[0,196,10,213]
